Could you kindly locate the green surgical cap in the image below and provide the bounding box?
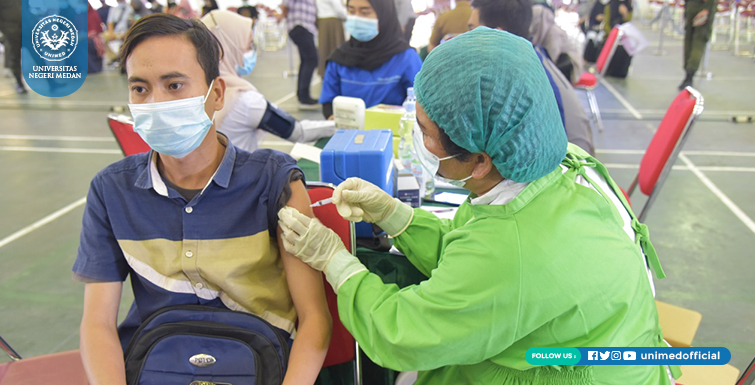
[414,27,568,183]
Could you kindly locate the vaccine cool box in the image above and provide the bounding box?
[320,129,396,237]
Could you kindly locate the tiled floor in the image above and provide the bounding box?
[1,16,753,377]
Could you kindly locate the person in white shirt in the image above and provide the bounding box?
[202,11,335,152]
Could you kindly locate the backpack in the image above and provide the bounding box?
[605,44,633,78]
[124,305,290,385]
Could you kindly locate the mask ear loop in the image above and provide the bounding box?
[438,153,460,162]
[204,79,216,102]
[203,79,217,122]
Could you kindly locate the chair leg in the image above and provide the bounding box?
[354,341,362,385]
[587,89,604,132]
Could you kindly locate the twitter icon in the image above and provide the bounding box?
[599,351,610,360]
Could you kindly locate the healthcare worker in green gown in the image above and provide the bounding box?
[279,27,677,385]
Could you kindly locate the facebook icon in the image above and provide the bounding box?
[588,351,599,361]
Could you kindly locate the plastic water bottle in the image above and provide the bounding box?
[398,88,426,196]
[398,88,416,169]
[424,168,435,199]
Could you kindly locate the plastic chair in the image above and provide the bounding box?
[0,335,87,385]
[107,113,150,156]
[575,26,624,132]
[625,86,704,222]
[306,182,362,385]
[677,364,741,384]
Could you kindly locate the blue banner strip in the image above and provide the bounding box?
[575,347,730,365]
[526,347,731,366]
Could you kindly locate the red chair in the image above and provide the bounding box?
[736,354,755,385]
[575,26,624,132]
[107,114,150,156]
[306,182,362,385]
[625,87,704,222]
[0,335,87,385]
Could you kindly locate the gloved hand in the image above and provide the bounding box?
[278,206,366,292]
[333,177,414,237]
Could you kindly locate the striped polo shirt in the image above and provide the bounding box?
[73,135,301,347]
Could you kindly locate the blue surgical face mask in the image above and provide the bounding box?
[237,49,257,76]
[345,15,379,42]
[128,80,216,159]
[413,124,473,188]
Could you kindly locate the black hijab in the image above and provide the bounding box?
[328,0,412,71]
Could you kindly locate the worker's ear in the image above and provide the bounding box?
[470,153,494,179]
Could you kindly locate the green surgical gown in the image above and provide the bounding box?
[337,145,674,385]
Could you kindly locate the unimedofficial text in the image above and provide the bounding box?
[641,351,720,360]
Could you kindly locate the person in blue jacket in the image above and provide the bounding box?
[319,0,422,118]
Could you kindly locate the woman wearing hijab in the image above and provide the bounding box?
[201,11,336,152]
[530,4,583,83]
[319,0,423,118]
[279,28,676,384]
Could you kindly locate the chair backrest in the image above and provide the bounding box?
[629,87,704,221]
[596,26,623,75]
[306,182,358,369]
[737,354,755,385]
[0,335,21,362]
[107,114,150,156]
[0,350,87,385]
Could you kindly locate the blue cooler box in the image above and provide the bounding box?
[320,129,395,237]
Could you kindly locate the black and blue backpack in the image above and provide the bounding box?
[124,305,290,385]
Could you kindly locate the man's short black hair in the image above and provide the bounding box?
[119,13,224,86]
[471,0,533,39]
[238,5,259,19]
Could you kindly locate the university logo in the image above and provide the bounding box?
[32,15,78,61]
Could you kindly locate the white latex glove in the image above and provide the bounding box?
[332,178,414,236]
[332,177,395,223]
[278,206,366,291]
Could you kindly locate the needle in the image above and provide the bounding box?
[310,198,333,207]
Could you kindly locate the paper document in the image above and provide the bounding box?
[433,192,467,205]
[290,142,322,163]
[388,246,405,256]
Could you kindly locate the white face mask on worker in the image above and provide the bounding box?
[412,125,472,188]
